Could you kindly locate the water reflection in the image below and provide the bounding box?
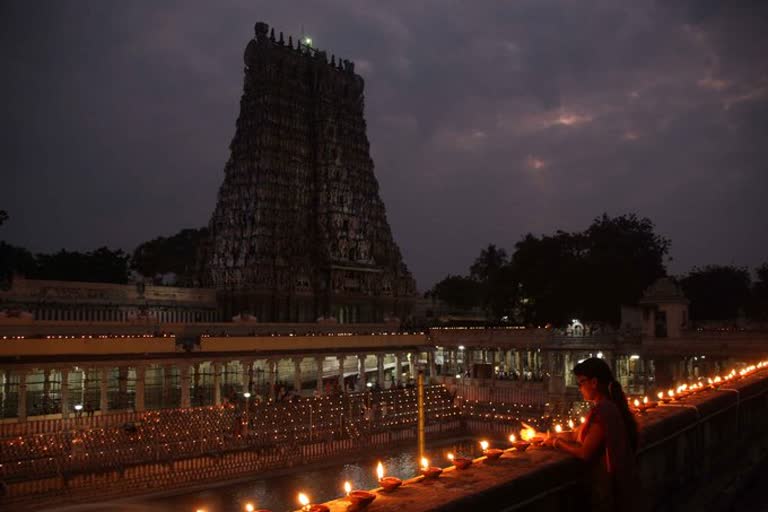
[48,439,481,512]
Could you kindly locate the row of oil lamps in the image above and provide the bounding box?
[628,361,767,413]
[200,360,768,512]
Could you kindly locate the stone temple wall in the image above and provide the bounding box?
[202,22,416,323]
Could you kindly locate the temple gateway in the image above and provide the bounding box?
[200,22,417,323]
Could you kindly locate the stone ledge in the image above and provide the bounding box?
[308,369,768,512]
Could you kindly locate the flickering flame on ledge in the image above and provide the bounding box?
[555,424,562,433]
[509,434,516,443]
[376,462,384,480]
[299,492,310,508]
[480,440,489,451]
[447,452,454,461]
[420,457,429,470]
[580,416,586,424]
[568,419,574,430]
[344,481,351,496]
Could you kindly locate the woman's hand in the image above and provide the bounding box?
[542,435,557,448]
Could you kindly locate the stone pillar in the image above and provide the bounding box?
[357,354,367,391]
[162,364,173,407]
[376,353,385,389]
[268,359,278,399]
[135,365,146,412]
[213,362,222,405]
[394,353,403,386]
[315,356,324,394]
[428,350,437,379]
[337,355,346,393]
[118,366,128,409]
[60,368,70,419]
[293,357,303,393]
[409,352,418,381]
[43,369,52,409]
[180,364,191,408]
[99,367,109,413]
[17,369,28,421]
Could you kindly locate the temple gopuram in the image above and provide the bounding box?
[201,22,416,323]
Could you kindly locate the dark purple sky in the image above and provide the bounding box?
[1,1,767,291]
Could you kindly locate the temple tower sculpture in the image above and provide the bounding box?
[202,22,416,323]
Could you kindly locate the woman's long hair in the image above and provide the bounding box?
[573,357,638,452]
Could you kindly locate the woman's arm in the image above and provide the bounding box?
[551,421,604,460]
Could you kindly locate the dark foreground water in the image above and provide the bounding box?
[45,438,482,512]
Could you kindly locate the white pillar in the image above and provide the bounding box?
[99,367,109,413]
[293,357,303,393]
[213,362,222,405]
[358,354,367,391]
[394,353,403,386]
[180,364,191,408]
[135,365,146,412]
[316,356,324,394]
[337,355,346,393]
[377,353,385,389]
[17,370,28,421]
[60,368,70,419]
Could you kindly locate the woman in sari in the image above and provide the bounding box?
[543,357,643,511]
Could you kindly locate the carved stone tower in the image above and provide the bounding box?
[203,22,416,323]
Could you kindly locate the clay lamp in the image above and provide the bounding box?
[447,452,472,470]
[480,440,503,460]
[243,503,271,512]
[377,462,402,492]
[657,391,671,404]
[639,396,656,412]
[420,457,443,479]
[344,482,376,509]
[298,492,329,512]
[509,434,530,452]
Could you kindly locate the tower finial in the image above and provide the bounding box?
[269,28,275,41]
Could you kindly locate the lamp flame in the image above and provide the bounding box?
[376,462,384,480]
[509,434,516,443]
[298,493,310,507]
[344,481,351,495]
[245,504,254,512]
[421,457,429,470]
[447,453,454,461]
[480,440,489,450]
[568,419,574,429]
[580,416,586,424]
[555,424,562,433]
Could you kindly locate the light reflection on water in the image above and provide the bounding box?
[61,439,482,512]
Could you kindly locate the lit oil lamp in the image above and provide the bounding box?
[554,424,563,434]
[447,452,472,470]
[377,461,402,491]
[420,456,443,479]
[298,492,328,512]
[580,416,586,424]
[509,433,530,452]
[480,440,503,460]
[520,423,544,445]
[568,419,575,430]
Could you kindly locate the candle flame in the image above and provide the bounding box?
[245,504,255,512]
[580,416,586,424]
[568,419,574,429]
[480,440,489,450]
[643,396,648,404]
[447,453,454,461]
[344,481,351,495]
[633,399,640,407]
[421,457,429,470]
[377,462,384,480]
[657,391,664,399]
[298,493,310,507]
[668,389,674,397]
[555,424,562,433]
[509,434,516,443]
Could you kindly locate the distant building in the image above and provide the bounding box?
[0,277,218,323]
[621,277,689,338]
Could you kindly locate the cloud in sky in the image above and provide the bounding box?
[1,0,766,290]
